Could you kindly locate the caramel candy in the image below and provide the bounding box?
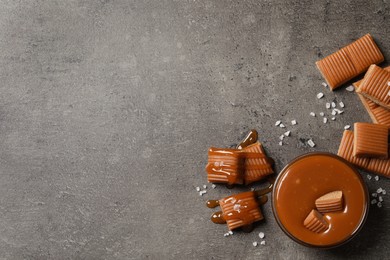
[337,130,370,169]
[338,130,390,178]
[242,142,274,184]
[219,191,264,231]
[206,148,244,185]
[353,66,390,89]
[357,94,390,128]
[367,154,390,178]
[353,123,388,159]
[303,209,329,233]
[315,191,344,214]
[316,34,384,90]
[356,65,390,109]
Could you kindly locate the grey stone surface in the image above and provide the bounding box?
[0,0,389,259]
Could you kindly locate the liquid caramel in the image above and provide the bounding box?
[273,153,368,247]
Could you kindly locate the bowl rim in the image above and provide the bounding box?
[271,152,370,249]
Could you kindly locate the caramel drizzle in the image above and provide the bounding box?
[236,129,258,149]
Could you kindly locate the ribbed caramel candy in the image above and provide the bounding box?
[242,142,274,185]
[206,148,244,185]
[337,130,370,169]
[354,123,388,159]
[356,65,390,109]
[357,94,390,128]
[367,154,390,178]
[219,191,263,231]
[315,191,344,214]
[316,34,384,90]
[303,209,329,233]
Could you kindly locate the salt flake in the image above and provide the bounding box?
[260,241,266,245]
[339,101,345,108]
[307,139,316,148]
[317,92,324,99]
[310,112,316,117]
[323,117,328,124]
[259,232,265,239]
[279,123,285,128]
[253,241,258,247]
[291,120,297,125]
[284,131,291,137]
[275,120,281,126]
[326,103,331,109]
[346,85,354,92]
[344,125,351,130]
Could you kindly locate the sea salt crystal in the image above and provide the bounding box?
[331,102,336,108]
[317,92,324,99]
[310,112,316,117]
[260,241,266,245]
[211,184,216,189]
[196,187,200,192]
[307,139,316,148]
[344,125,351,130]
[253,241,258,247]
[346,85,354,92]
[379,196,383,202]
[229,231,233,235]
[291,120,297,125]
[372,193,377,197]
[259,232,265,239]
[377,202,382,208]
[335,109,344,114]
[279,124,286,128]
[383,190,386,195]
[279,141,283,146]
[377,188,383,194]
[203,185,207,189]
[331,110,337,116]
[320,112,324,117]
[367,175,372,180]
[339,101,345,108]
[323,117,328,124]
[322,82,328,88]
[280,134,284,141]
[375,176,379,181]
[284,131,291,136]
[326,103,331,109]
[331,117,336,121]
[275,120,281,126]
[371,199,377,204]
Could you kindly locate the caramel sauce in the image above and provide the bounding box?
[211,211,226,224]
[273,153,368,247]
[206,200,220,208]
[236,129,258,149]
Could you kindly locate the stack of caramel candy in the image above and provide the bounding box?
[315,33,389,178]
[205,130,275,232]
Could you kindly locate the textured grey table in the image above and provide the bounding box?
[0,0,389,259]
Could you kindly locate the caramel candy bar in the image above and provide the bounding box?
[303,209,329,233]
[315,191,344,214]
[242,142,274,184]
[316,34,384,90]
[356,65,390,109]
[219,191,264,231]
[357,94,390,128]
[354,123,388,159]
[367,154,390,178]
[337,130,370,169]
[206,148,244,185]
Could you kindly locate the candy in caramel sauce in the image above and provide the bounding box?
[273,153,368,247]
